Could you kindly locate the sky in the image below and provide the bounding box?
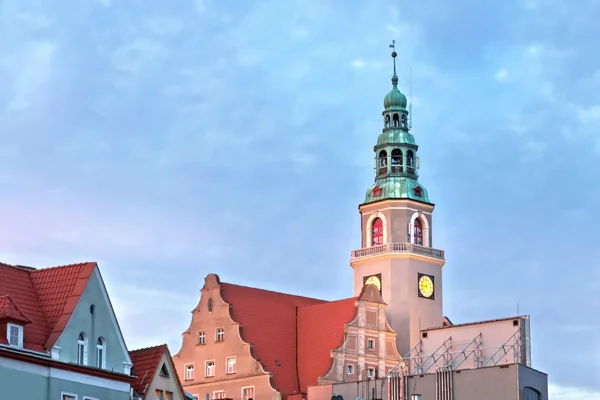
[0,0,599,397]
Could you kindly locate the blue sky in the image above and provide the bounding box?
[1,0,599,397]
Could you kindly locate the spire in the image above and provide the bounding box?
[389,40,399,87]
[361,42,431,206]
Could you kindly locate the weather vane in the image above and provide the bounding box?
[389,39,396,52]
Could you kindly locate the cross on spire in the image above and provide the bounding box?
[389,39,398,84]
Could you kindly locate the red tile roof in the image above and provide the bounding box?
[297,298,357,393]
[0,295,32,324]
[0,262,96,352]
[219,282,327,397]
[130,344,185,399]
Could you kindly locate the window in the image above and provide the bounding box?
[378,150,388,175]
[371,218,383,246]
[83,397,99,400]
[62,393,77,400]
[165,392,173,400]
[207,298,213,312]
[393,113,400,127]
[96,337,105,369]
[192,395,199,400]
[213,391,227,399]
[367,367,375,378]
[242,386,254,400]
[385,115,390,128]
[391,149,403,172]
[226,357,236,374]
[77,332,87,365]
[367,338,375,350]
[346,364,354,375]
[7,323,23,347]
[155,389,164,400]
[159,363,170,377]
[215,327,224,342]
[206,360,215,377]
[407,150,414,173]
[413,219,423,245]
[524,387,541,400]
[197,330,206,345]
[184,363,195,380]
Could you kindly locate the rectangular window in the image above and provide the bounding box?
[367,338,375,350]
[155,389,164,400]
[213,391,226,399]
[215,327,224,342]
[346,364,354,375]
[206,360,215,377]
[165,392,173,400]
[62,394,77,400]
[184,363,195,380]
[242,387,254,400]
[197,331,206,345]
[7,324,23,347]
[226,357,236,374]
[367,367,375,378]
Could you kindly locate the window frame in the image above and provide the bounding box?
[367,366,376,378]
[197,330,206,345]
[61,392,78,400]
[213,390,227,399]
[413,218,423,245]
[226,356,237,374]
[184,363,195,380]
[7,323,23,347]
[77,332,88,365]
[371,218,384,246]
[367,338,375,350]
[241,386,255,400]
[346,364,354,375]
[96,337,106,369]
[215,327,224,342]
[205,360,216,377]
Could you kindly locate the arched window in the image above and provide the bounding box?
[96,337,105,368]
[378,151,387,175]
[391,149,403,173]
[385,115,390,128]
[407,150,414,173]
[77,332,87,365]
[371,218,384,246]
[524,387,541,400]
[393,114,400,127]
[401,114,407,128]
[207,298,213,312]
[413,219,423,245]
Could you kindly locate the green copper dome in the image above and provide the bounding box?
[364,177,430,203]
[383,76,408,110]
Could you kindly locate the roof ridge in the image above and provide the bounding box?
[298,297,356,310]
[0,262,37,271]
[129,344,168,354]
[30,261,97,273]
[221,282,328,302]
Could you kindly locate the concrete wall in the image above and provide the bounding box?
[0,355,130,400]
[308,363,548,400]
[56,268,131,374]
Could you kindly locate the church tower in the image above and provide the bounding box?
[350,42,445,357]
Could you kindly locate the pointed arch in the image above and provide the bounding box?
[365,212,388,247]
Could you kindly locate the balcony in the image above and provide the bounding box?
[351,243,445,260]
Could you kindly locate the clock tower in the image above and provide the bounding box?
[351,43,445,357]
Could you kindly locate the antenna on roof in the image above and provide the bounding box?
[409,66,413,130]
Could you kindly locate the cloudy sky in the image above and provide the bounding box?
[1,0,599,397]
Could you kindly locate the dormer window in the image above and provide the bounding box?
[7,323,23,347]
[413,186,423,197]
[372,186,381,197]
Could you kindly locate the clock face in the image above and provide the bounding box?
[418,274,434,299]
[364,275,382,292]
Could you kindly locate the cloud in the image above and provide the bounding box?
[549,383,600,400]
[494,68,508,82]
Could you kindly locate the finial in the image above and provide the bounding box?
[389,40,398,86]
